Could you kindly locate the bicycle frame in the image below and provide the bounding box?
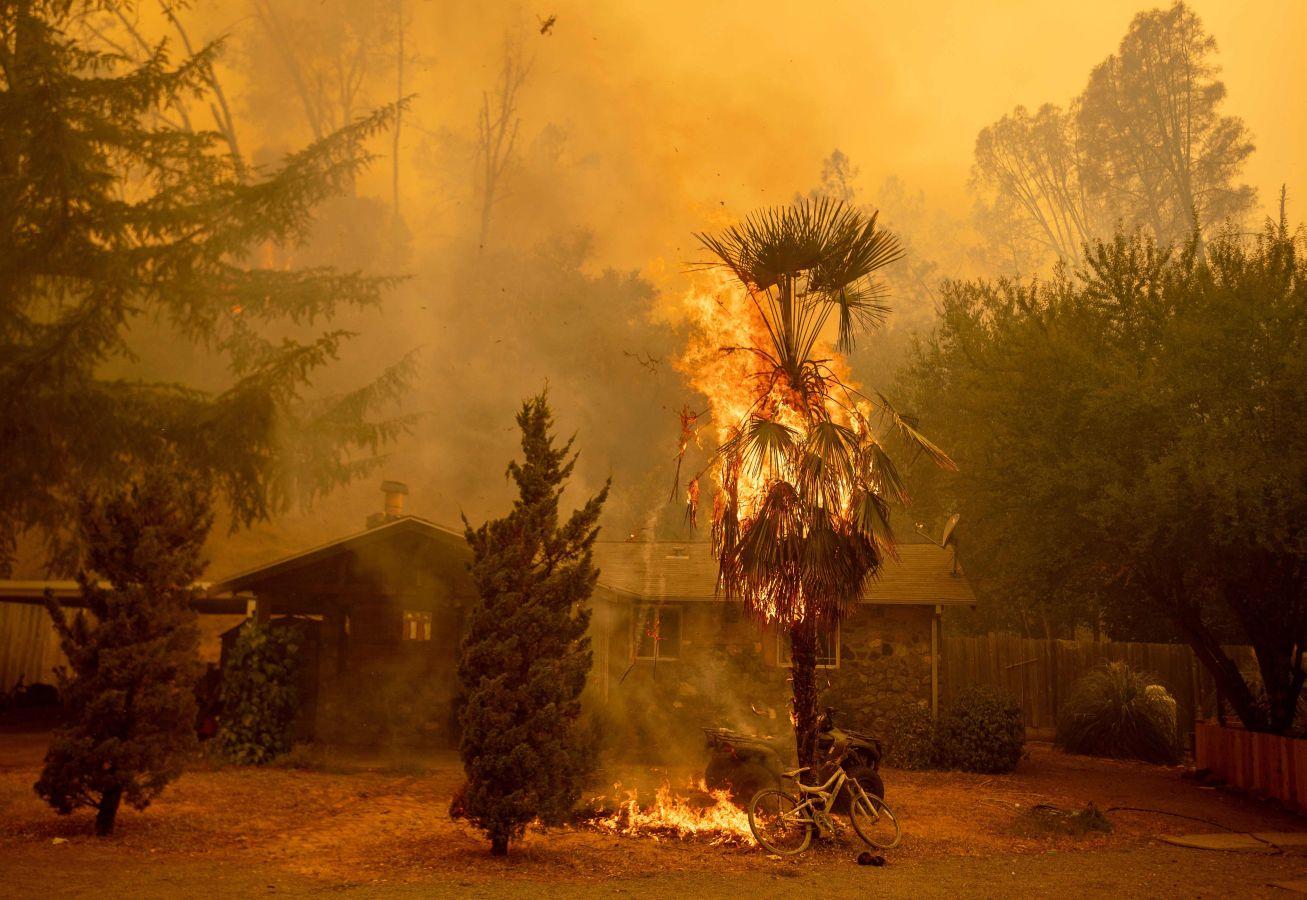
[782,764,869,821]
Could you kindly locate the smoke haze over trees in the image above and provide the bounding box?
[3,0,1302,586]
[972,2,1256,268]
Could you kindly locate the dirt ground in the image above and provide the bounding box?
[2,727,1305,898]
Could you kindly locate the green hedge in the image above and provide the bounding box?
[934,686,1025,773]
[216,624,302,765]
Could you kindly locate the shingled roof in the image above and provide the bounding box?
[590,541,975,606]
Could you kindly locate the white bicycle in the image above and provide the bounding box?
[747,753,901,856]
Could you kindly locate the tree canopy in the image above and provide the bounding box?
[899,211,1307,733]
[0,0,411,573]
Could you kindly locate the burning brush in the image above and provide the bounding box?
[583,780,756,846]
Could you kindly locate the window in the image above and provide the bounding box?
[778,623,840,669]
[633,605,682,660]
[403,610,432,641]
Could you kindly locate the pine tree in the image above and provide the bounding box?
[457,393,608,856]
[35,467,212,836]
[0,1,412,574]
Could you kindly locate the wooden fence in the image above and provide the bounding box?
[0,602,243,693]
[0,602,65,691]
[940,633,1255,744]
[1196,722,1307,809]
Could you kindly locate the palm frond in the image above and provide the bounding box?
[866,390,958,471]
[850,488,896,554]
[865,440,911,505]
[797,419,860,509]
[731,416,798,481]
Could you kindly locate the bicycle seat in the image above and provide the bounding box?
[783,767,810,778]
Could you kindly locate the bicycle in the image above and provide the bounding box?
[747,753,901,856]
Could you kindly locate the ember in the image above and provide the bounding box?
[588,781,756,846]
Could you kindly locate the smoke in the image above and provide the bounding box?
[66,0,1302,577]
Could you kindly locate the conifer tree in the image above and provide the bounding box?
[35,467,212,835]
[457,393,608,856]
[0,1,411,574]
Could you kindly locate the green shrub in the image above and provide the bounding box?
[1055,662,1179,764]
[216,623,302,764]
[935,686,1025,773]
[880,701,938,769]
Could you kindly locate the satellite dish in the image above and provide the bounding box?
[940,513,961,549]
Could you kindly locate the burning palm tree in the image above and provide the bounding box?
[685,198,954,765]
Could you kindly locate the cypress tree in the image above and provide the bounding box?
[457,393,608,856]
[0,1,411,574]
[35,467,212,835]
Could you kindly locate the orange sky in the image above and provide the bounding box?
[403,0,1306,271]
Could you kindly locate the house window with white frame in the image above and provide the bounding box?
[633,604,681,660]
[778,623,840,668]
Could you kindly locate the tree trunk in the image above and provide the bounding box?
[789,618,819,768]
[1260,645,1306,735]
[1173,610,1266,731]
[489,831,509,856]
[95,786,122,836]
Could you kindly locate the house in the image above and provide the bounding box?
[588,539,976,747]
[202,483,974,748]
[205,485,475,746]
[3,482,977,750]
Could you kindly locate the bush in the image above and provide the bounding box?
[1055,662,1179,764]
[935,686,1025,773]
[880,701,937,769]
[216,623,302,764]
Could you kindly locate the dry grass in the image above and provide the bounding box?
[0,730,1301,888]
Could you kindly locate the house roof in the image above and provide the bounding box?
[590,540,975,606]
[0,580,243,613]
[203,519,974,607]
[206,515,467,596]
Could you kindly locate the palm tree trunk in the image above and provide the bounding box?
[789,618,820,767]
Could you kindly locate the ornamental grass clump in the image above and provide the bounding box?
[1055,662,1180,765]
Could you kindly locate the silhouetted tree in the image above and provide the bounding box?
[972,2,1255,265]
[0,1,411,574]
[972,104,1104,263]
[35,469,211,835]
[456,393,608,855]
[475,35,529,252]
[1078,1,1255,245]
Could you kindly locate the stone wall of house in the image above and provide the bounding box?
[599,599,937,760]
[823,605,936,736]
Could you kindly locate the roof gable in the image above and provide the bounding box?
[207,516,467,595]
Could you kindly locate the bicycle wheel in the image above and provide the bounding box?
[849,791,901,849]
[747,789,813,855]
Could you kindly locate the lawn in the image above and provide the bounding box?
[1,726,1304,898]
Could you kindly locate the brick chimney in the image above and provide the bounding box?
[367,480,409,528]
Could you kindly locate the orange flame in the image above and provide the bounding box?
[589,780,755,845]
[672,273,867,621]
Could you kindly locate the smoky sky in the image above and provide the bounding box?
[100,0,1305,576]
